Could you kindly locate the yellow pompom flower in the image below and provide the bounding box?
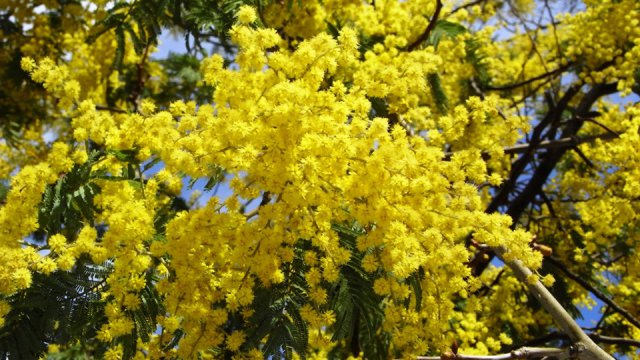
[226,331,246,352]
[12,268,32,290]
[237,6,257,24]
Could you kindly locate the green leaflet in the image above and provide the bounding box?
[429,20,467,50]
[244,241,310,359]
[38,151,102,238]
[1,260,110,359]
[465,38,491,90]
[428,73,449,115]
[329,222,389,360]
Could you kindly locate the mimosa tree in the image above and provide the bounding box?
[0,0,639,359]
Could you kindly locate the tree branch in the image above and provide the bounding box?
[407,0,443,51]
[244,191,272,219]
[547,256,640,330]
[467,84,620,358]
[95,104,128,113]
[524,331,640,348]
[484,83,581,215]
[494,246,614,360]
[444,132,619,159]
[471,83,618,277]
[503,133,619,154]
[415,346,581,360]
[129,42,151,112]
[505,82,617,230]
[590,334,640,348]
[448,0,488,16]
[485,64,571,91]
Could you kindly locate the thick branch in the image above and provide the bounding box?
[407,0,443,51]
[504,83,617,224]
[464,84,621,360]
[468,84,580,275]
[547,256,640,330]
[415,346,580,360]
[484,83,581,216]
[471,83,618,276]
[494,246,614,360]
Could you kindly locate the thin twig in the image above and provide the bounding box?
[444,132,619,160]
[130,42,151,112]
[244,191,272,219]
[572,144,596,168]
[547,256,640,330]
[472,268,505,297]
[594,307,611,331]
[448,0,487,16]
[95,105,128,113]
[407,0,443,51]
[580,116,620,137]
[484,64,571,91]
[543,0,563,60]
[591,334,640,348]
[523,330,640,348]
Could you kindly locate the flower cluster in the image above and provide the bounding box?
[1,0,638,358]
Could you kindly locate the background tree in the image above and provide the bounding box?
[0,0,639,359]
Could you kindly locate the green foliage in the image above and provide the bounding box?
[4,1,639,359]
[428,20,467,49]
[0,260,109,359]
[179,0,250,52]
[120,275,165,360]
[45,343,93,360]
[37,151,102,240]
[153,52,215,106]
[328,223,389,360]
[1,4,78,146]
[10,148,176,359]
[87,0,281,61]
[244,241,310,359]
[632,69,640,96]
[465,37,491,91]
[0,181,8,205]
[539,260,582,319]
[0,254,166,359]
[369,96,389,118]
[87,0,170,68]
[428,73,449,115]
[0,120,23,146]
[0,48,47,146]
[240,223,397,359]
[421,20,466,115]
